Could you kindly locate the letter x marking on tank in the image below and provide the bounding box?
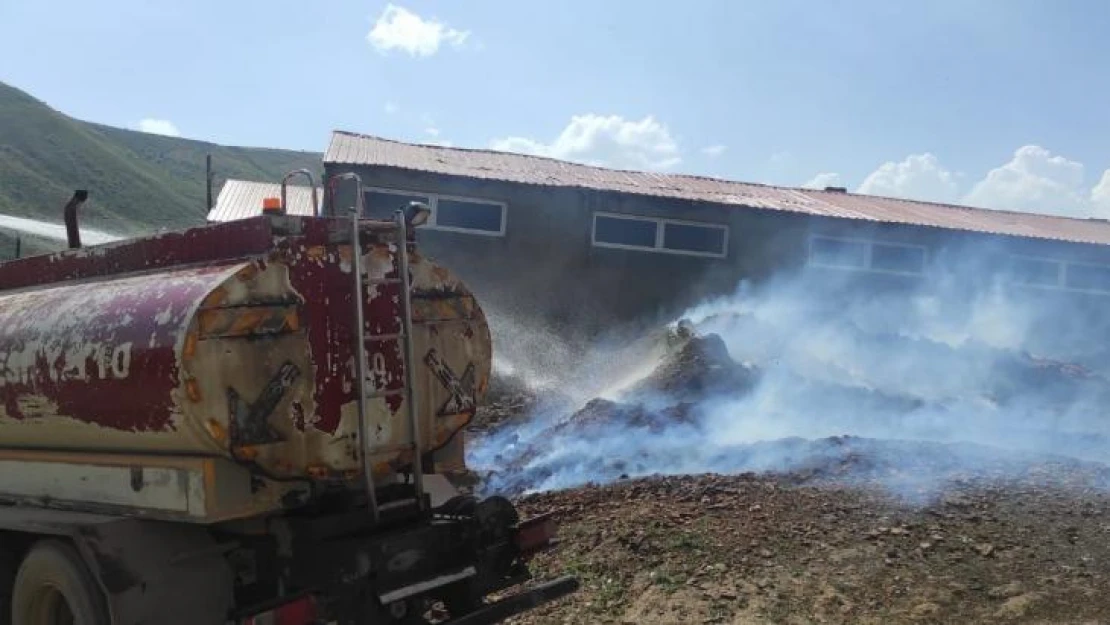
[423,348,476,417]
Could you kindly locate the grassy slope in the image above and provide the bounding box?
[0,230,53,260]
[0,81,322,239]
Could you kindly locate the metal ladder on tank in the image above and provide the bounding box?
[329,173,425,523]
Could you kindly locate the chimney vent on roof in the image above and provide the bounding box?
[824,186,848,193]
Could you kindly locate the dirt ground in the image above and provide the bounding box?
[468,327,1110,624]
[499,470,1110,624]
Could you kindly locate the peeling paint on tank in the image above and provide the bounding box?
[0,218,275,292]
[0,215,493,483]
[337,245,354,274]
[364,245,394,281]
[153,305,175,326]
[15,394,60,419]
[0,264,245,432]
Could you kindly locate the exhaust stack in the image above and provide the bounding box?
[63,190,89,249]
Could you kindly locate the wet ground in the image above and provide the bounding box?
[466,324,1110,624]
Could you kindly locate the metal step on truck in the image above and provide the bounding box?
[0,171,576,624]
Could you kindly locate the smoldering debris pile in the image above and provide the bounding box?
[624,322,759,400]
[466,370,540,434]
[467,312,1110,499]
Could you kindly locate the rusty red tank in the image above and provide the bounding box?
[0,190,579,625]
[0,212,491,486]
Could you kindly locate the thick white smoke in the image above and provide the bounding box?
[0,214,122,246]
[469,239,1110,502]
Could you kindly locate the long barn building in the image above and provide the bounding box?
[208,131,1110,346]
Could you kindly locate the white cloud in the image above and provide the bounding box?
[134,118,180,137]
[818,145,1110,219]
[491,114,682,171]
[701,144,727,157]
[857,153,960,204]
[421,126,449,146]
[803,172,843,189]
[1092,170,1110,214]
[964,145,1090,217]
[384,101,399,114]
[367,4,470,57]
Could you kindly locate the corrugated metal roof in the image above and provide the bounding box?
[325,131,1110,247]
[206,180,321,222]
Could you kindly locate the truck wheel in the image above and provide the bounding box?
[11,540,108,625]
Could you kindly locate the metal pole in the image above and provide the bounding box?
[331,173,380,520]
[63,190,88,250]
[13,236,20,260]
[205,154,213,210]
[395,209,425,507]
[351,208,379,522]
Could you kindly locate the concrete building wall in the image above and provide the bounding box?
[324,163,1110,346]
[326,164,800,332]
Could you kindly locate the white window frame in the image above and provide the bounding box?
[590,212,729,259]
[806,235,927,277]
[806,235,870,271]
[1007,254,1110,296]
[1063,259,1110,295]
[364,187,507,237]
[1006,253,1065,290]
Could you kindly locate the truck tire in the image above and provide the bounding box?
[0,541,15,625]
[11,540,109,625]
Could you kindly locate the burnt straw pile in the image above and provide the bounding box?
[466,318,1110,499]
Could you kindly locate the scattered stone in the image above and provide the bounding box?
[475,324,1110,625]
[911,602,941,619]
[995,593,1044,619]
[987,582,1024,600]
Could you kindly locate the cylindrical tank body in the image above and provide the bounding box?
[0,216,491,482]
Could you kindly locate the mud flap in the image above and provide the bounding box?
[74,518,235,625]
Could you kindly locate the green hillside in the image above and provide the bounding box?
[0,231,53,258]
[0,81,322,239]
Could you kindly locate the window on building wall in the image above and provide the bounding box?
[1065,262,1110,293]
[364,190,432,219]
[1009,256,1062,287]
[593,214,659,249]
[1005,255,1110,295]
[662,222,728,256]
[871,242,926,275]
[434,197,506,235]
[807,235,926,276]
[591,213,728,258]
[808,236,868,270]
[363,188,506,236]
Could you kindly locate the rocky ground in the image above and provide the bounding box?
[500,470,1110,624]
[465,324,1110,624]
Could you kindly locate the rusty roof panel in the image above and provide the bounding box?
[205,180,321,222]
[325,131,1110,247]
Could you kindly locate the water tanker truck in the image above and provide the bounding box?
[0,172,577,624]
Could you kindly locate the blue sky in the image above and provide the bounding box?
[1,0,1108,217]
